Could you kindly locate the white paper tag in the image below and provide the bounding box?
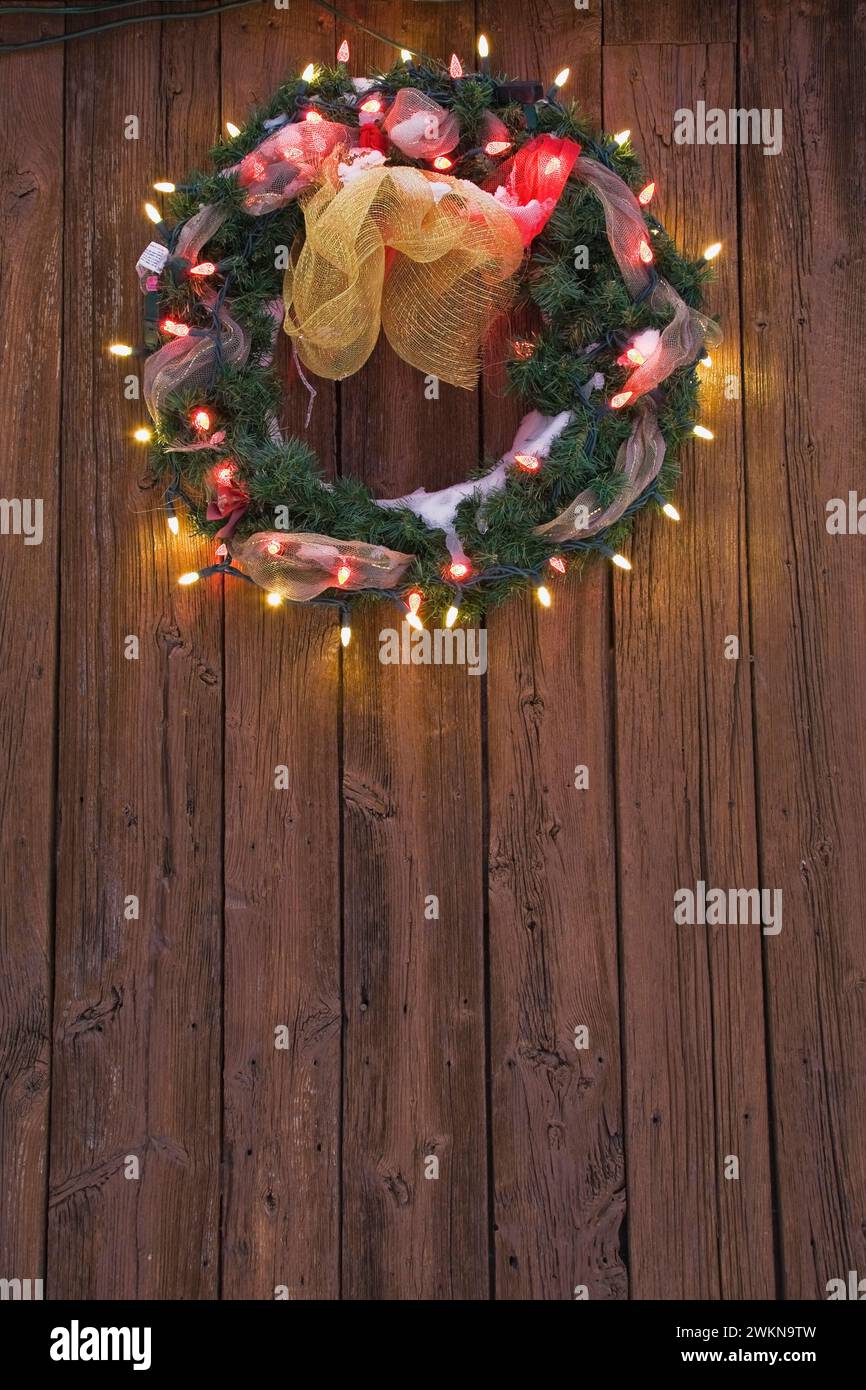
[136,241,169,275]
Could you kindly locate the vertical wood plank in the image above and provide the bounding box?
[608,39,775,1298]
[740,0,866,1298]
[220,4,342,1300]
[482,2,628,1302]
[0,5,63,1290]
[604,0,735,45]
[339,1,489,1301]
[48,11,223,1299]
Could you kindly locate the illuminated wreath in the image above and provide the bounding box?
[112,47,721,639]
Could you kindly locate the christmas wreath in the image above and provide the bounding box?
[112,44,721,637]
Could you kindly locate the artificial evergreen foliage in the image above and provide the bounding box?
[151,60,715,621]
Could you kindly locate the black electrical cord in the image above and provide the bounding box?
[0,0,262,50]
[0,0,433,60]
[2,0,223,12]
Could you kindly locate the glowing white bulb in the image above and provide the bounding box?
[153,180,175,194]
[167,514,180,535]
[445,605,459,629]
[225,121,241,138]
[406,612,424,632]
[266,592,282,608]
[177,571,200,586]
[702,241,722,261]
[301,63,315,82]
[400,49,412,63]
[478,34,489,58]
[613,129,630,146]
[662,502,681,522]
[611,553,632,571]
[340,625,352,648]
[700,354,713,367]
[133,426,152,443]
[144,202,162,224]
[536,585,552,608]
[109,343,133,356]
[693,424,714,440]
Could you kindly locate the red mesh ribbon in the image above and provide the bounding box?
[231,117,355,215]
[382,88,460,160]
[534,400,666,541]
[205,465,250,540]
[231,531,414,601]
[573,156,721,396]
[487,135,582,244]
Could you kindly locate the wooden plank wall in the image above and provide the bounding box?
[220,0,341,1304]
[481,1,627,1303]
[0,4,63,1293]
[739,0,866,1297]
[605,32,774,1300]
[48,2,224,1299]
[339,2,489,1303]
[0,0,863,1303]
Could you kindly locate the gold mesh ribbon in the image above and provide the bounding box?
[534,400,666,542]
[231,531,414,602]
[283,159,524,388]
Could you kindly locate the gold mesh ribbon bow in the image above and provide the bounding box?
[283,159,524,389]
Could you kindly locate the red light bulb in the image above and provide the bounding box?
[337,39,350,63]
[191,408,212,431]
[638,238,654,264]
[449,53,463,79]
[337,564,351,587]
[189,261,216,277]
[304,109,323,124]
[432,155,453,171]
[161,318,189,337]
[617,346,645,367]
[216,462,235,485]
[360,97,382,114]
[407,590,422,615]
[266,539,281,556]
[549,556,566,574]
[484,140,512,156]
[514,452,541,472]
[610,391,633,410]
[448,560,470,581]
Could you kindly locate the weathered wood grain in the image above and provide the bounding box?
[608,39,775,1298]
[481,1,628,1303]
[48,11,223,1298]
[0,0,860,1304]
[220,4,343,1301]
[479,0,600,113]
[0,5,63,1292]
[739,0,866,1298]
[339,1,489,1300]
[604,0,735,45]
